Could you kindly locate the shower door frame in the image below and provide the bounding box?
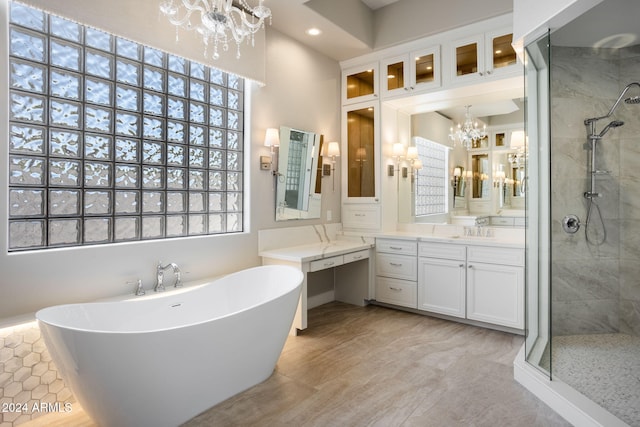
[524,31,552,378]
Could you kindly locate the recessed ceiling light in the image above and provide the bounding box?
[306,28,322,36]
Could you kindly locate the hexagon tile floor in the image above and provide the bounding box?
[0,321,75,427]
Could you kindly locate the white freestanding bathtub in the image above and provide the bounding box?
[36,265,303,427]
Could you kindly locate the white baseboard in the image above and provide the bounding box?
[513,345,629,427]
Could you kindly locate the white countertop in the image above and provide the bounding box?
[371,228,525,249]
[259,239,374,263]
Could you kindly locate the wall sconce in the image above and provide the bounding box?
[389,142,405,176]
[323,141,340,191]
[261,127,280,174]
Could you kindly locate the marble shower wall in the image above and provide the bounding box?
[550,45,640,337]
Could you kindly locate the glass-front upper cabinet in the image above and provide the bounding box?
[342,63,379,105]
[342,102,379,202]
[485,29,518,77]
[381,46,441,98]
[450,28,518,85]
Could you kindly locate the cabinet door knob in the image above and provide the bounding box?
[459,264,465,268]
[468,265,473,269]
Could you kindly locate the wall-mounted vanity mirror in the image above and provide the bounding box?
[275,126,322,221]
[394,85,525,224]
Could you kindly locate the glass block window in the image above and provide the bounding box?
[414,136,448,217]
[7,2,244,251]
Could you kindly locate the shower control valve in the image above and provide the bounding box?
[562,214,581,234]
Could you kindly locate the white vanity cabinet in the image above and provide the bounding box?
[417,242,467,318]
[466,245,524,329]
[375,238,417,308]
[416,240,524,331]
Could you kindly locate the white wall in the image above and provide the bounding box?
[0,10,341,321]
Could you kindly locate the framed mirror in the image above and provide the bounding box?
[275,126,323,221]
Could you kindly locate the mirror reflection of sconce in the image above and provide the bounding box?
[261,128,280,175]
[323,141,340,191]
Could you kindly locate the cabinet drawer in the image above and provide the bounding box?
[418,242,466,261]
[376,238,417,255]
[342,205,381,230]
[376,277,417,308]
[467,246,524,266]
[310,255,344,272]
[376,253,417,280]
[344,249,369,263]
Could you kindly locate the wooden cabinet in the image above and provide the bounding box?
[342,63,379,105]
[375,238,417,308]
[380,46,441,98]
[449,28,518,86]
[342,99,381,231]
[418,256,466,318]
[466,245,524,329]
[417,241,524,330]
[417,242,466,318]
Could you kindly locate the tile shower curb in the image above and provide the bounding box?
[513,345,629,427]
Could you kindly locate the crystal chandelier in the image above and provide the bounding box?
[159,0,272,60]
[448,105,487,150]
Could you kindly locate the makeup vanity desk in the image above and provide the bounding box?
[259,225,374,334]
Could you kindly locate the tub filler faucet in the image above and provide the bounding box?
[155,261,182,292]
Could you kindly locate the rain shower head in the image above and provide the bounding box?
[584,82,640,125]
[598,120,624,137]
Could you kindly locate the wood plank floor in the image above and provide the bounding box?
[25,302,569,427]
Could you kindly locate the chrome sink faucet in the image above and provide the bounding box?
[155,261,182,292]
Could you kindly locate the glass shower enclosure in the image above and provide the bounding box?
[524,2,640,425]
